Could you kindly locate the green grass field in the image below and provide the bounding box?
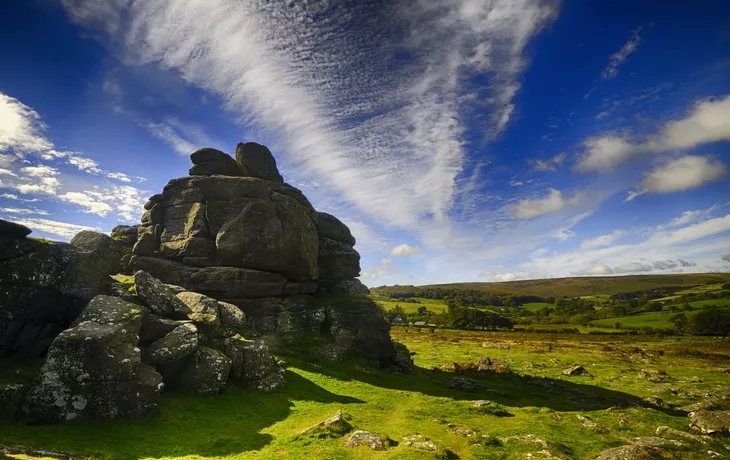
[3,329,729,459]
[376,298,448,314]
[520,302,556,312]
[591,311,683,329]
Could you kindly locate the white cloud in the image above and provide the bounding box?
[669,210,704,227]
[530,153,565,172]
[59,0,558,231]
[573,264,613,276]
[678,259,696,267]
[8,217,101,239]
[0,168,17,177]
[484,272,530,282]
[511,188,591,219]
[652,260,678,270]
[641,155,726,193]
[581,230,624,250]
[601,26,643,79]
[59,192,114,216]
[391,243,423,256]
[613,261,652,273]
[0,207,49,216]
[575,96,730,173]
[574,136,635,173]
[361,258,395,280]
[0,93,53,153]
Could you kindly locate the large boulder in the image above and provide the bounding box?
[235,142,283,182]
[0,219,32,238]
[130,257,287,298]
[134,270,184,317]
[189,147,243,177]
[1,232,112,359]
[318,238,360,279]
[159,346,231,395]
[174,292,220,326]
[71,230,129,274]
[316,212,355,246]
[20,296,163,423]
[110,225,139,248]
[142,323,199,364]
[214,336,284,391]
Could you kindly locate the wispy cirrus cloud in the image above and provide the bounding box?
[59,0,558,232]
[601,26,643,79]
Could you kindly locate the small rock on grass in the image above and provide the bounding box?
[500,434,549,448]
[655,426,709,444]
[563,365,590,376]
[300,410,352,437]
[403,434,438,452]
[344,430,387,451]
[595,445,664,460]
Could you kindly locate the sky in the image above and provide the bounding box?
[1,0,729,286]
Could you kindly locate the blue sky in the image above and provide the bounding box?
[1,0,729,286]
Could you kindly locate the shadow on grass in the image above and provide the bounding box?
[291,358,663,414]
[0,371,363,460]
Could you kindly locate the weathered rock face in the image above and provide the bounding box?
[70,230,129,274]
[20,296,163,424]
[119,143,396,369]
[1,221,113,359]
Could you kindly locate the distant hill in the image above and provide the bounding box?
[372,273,730,298]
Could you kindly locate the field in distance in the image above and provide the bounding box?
[373,273,730,298]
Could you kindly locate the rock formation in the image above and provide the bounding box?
[1,141,409,424]
[124,142,396,367]
[0,220,112,359]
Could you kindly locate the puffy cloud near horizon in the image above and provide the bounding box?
[575,96,730,173]
[572,264,614,276]
[391,244,423,257]
[8,217,101,239]
[613,262,652,273]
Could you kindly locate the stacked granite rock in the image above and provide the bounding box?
[124,142,395,367]
[18,270,283,424]
[0,220,112,359]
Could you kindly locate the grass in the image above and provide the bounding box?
[3,329,729,459]
[376,299,448,315]
[520,302,555,312]
[374,273,730,298]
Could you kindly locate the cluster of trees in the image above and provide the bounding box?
[382,304,513,332]
[670,307,730,336]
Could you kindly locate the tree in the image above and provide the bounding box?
[669,313,688,332]
[417,306,428,316]
[688,308,730,336]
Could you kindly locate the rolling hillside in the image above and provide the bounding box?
[373,273,730,298]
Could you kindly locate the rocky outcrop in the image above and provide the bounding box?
[20,296,162,424]
[19,271,283,423]
[70,230,129,274]
[1,220,113,359]
[121,143,398,369]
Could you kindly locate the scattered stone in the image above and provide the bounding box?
[316,343,350,363]
[563,365,589,376]
[656,425,709,444]
[551,414,563,422]
[142,323,199,364]
[477,356,511,374]
[403,434,438,452]
[629,436,683,447]
[689,410,730,435]
[300,410,352,437]
[595,445,663,460]
[576,414,605,431]
[1,444,77,459]
[471,400,492,408]
[447,377,477,392]
[500,434,549,448]
[643,397,666,408]
[690,376,703,383]
[681,400,719,412]
[344,430,386,451]
[482,341,511,349]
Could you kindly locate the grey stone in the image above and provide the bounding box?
[159,346,231,395]
[689,410,730,435]
[563,365,589,376]
[142,323,199,364]
[316,212,355,245]
[318,238,360,279]
[344,430,386,451]
[317,278,369,295]
[134,271,185,317]
[217,301,246,329]
[595,445,664,460]
[71,230,128,274]
[175,291,220,326]
[189,148,243,177]
[0,219,32,238]
[235,142,283,182]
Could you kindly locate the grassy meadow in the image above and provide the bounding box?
[3,329,730,459]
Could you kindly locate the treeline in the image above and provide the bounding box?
[670,307,730,336]
[383,288,546,308]
[383,304,513,332]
